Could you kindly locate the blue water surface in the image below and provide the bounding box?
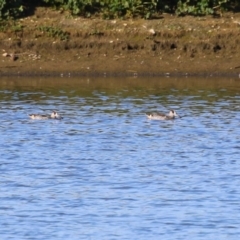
[0,77,240,240]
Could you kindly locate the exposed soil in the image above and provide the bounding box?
[1,7,240,76]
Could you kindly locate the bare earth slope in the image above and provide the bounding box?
[1,7,240,76]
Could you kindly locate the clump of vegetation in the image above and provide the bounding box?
[0,0,239,20]
[0,0,24,19]
[0,19,23,33]
[42,0,158,19]
[37,26,70,40]
[176,0,230,16]
[97,0,158,19]
[41,0,240,18]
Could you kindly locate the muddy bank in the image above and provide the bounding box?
[1,7,240,76]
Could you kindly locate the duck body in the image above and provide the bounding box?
[29,111,63,120]
[29,114,51,120]
[146,110,180,120]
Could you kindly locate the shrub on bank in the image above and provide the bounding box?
[0,0,239,19]
[0,0,24,19]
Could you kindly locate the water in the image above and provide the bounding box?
[0,77,240,240]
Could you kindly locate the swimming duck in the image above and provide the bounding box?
[146,110,180,120]
[29,111,63,120]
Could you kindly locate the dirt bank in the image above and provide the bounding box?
[1,7,240,76]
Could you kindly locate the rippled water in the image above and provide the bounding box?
[1,77,240,240]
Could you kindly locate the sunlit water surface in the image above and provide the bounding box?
[0,77,240,240]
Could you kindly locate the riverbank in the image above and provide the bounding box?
[1,7,240,76]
